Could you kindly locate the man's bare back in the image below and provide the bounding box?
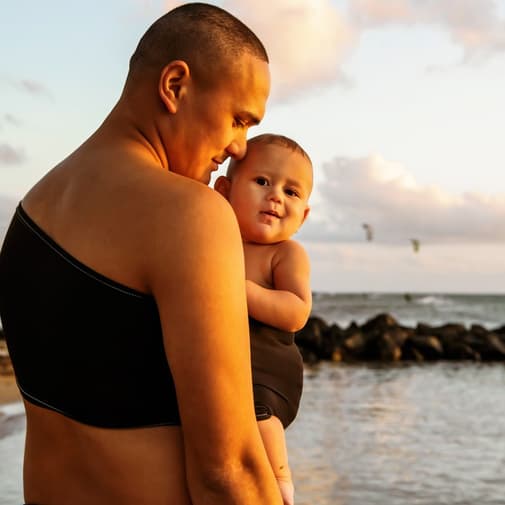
[0,4,283,505]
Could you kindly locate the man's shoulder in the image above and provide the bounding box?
[136,169,233,221]
[136,170,240,250]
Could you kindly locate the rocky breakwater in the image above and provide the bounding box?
[295,313,505,364]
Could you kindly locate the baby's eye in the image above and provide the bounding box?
[255,177,268,186]
[285,188,299,197]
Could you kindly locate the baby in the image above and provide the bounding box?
[215,133,312,505]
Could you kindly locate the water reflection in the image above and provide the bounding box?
[287,362,505,505]
[2,364,505,505]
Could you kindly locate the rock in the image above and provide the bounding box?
[361,313,399,333]
[463,332,505,361]
[345,321,360,335]
[492,324,505,335]
[415,322,435,336]
[342,331,368,360]
[295,317,344,361]
[404,335,444,360]
[295,316,328,354]
[298,347,319,365]
[432,324,467,341]
[444,340,481,361]
[295,313,505,363]
[402,345,425,362]
[470,324,489,338]
[377,331,403,361]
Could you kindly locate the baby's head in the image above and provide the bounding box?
[215,133,312,244]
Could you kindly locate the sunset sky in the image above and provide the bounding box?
[2,0,505,293]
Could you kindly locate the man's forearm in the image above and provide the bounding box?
[190,457,283,505]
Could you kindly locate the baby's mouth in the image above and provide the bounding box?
[262,210,280,218]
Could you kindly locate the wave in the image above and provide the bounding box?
[0,402,25,440]
[0,402,24,420]
[414,295,454,307]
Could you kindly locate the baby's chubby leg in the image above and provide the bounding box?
[258,415,294,505]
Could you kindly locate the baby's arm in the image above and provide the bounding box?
[246,240,311,332]
[258,416,294,505]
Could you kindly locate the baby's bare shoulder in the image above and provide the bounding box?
[272,239,310,267]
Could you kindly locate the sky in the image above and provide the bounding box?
[1,0,505,293]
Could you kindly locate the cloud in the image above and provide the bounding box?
[159,0,504,100]
[298,154,505,244]
[0,143,26,166]
[3,114,22,127]
[349,0,505,62]
[4,114,21,126]
[304,240,505,293]
[222,0,357,101]
[15,79,51,98]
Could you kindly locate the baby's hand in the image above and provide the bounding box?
[277,478,294,505]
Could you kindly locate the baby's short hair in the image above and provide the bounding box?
[227,133,311,177]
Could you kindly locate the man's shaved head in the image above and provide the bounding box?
[127,2,269,89]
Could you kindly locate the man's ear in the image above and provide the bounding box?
[158,60,191,114]
[214,175,231,199]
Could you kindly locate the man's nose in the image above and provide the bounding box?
[226,132,248,160]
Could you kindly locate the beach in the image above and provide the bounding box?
[1,293,504,504]
[0,375,20,405]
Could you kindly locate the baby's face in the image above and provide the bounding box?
[226,144,312,244]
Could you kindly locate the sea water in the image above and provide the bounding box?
[1,293,504,504]
[311,292,504,330]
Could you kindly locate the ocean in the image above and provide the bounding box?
[1,293,504,504]
[310,292,505,330]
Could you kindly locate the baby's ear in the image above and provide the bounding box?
[214,175,231,199]
[301,205,310,226]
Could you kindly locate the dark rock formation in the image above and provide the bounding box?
[295,314,505,363]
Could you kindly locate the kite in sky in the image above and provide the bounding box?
[410,239,420,253]
[362,223,373,241]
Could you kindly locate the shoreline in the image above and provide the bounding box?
[0,375,21,406]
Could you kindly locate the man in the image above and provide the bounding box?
[0,3,282,504]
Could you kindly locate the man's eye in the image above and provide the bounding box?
[234,117,247,128]
[255,177,268,186]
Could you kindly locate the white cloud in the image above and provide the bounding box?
[223,0,505,99]
[304,240,505,293]
[349,0,505,62]
[0,144,26,166]
[298,154,505,244]
[223,0,357,100]
[158,0,504,101]
[15,79,51,98]
[3,114,22,127]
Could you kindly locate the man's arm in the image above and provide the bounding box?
[246,240,311,332]
[147,182,282,505]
